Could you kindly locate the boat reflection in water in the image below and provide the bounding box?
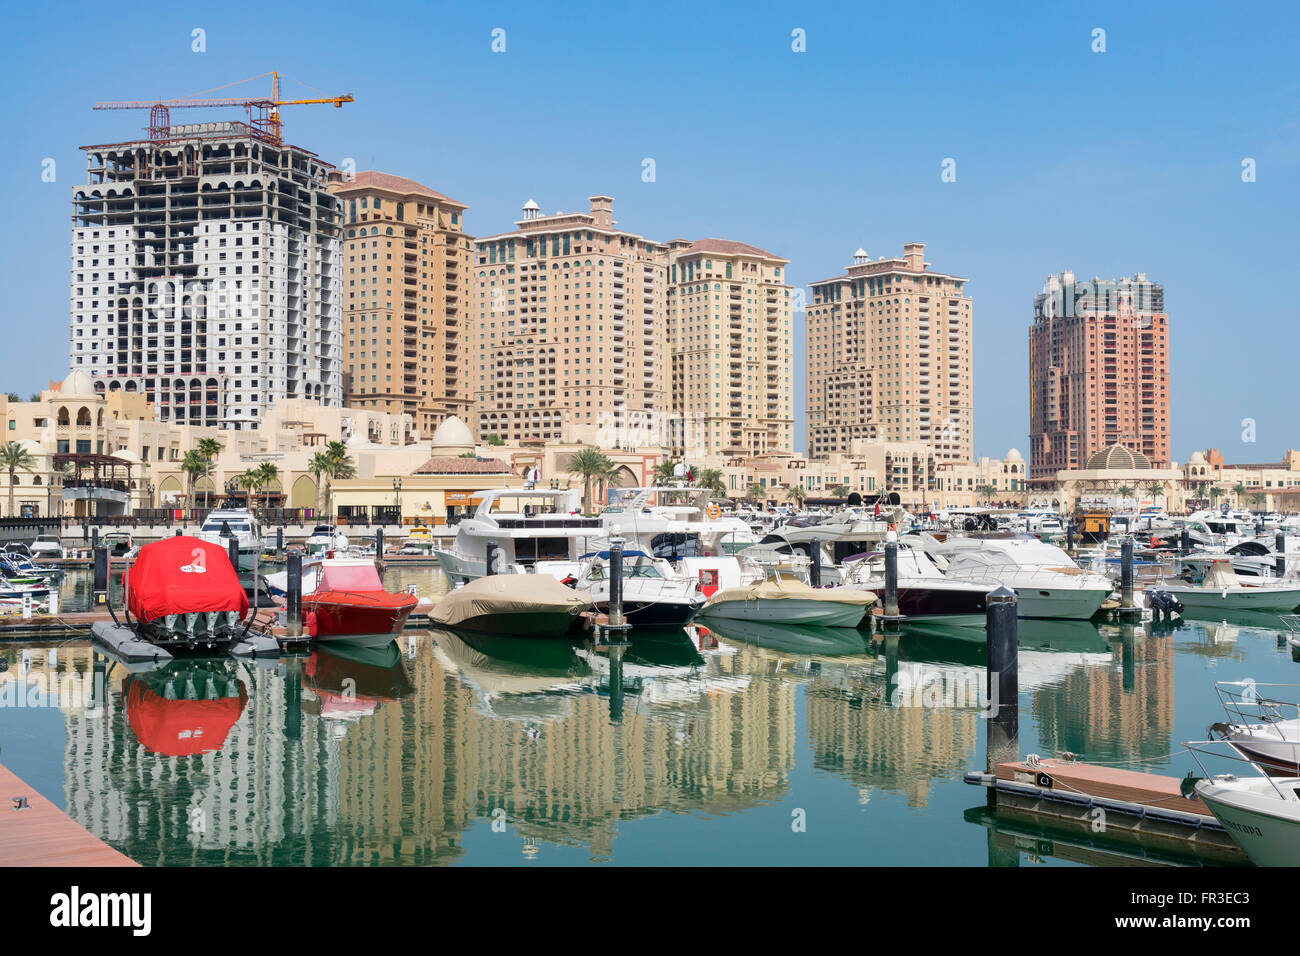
[301,640,416,730]
[429,627,589,723]
[699,619,870,657]
[122,660,249,757]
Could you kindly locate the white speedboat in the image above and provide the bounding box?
[304,524,349,556]
[841,546,988,626]
[198,508,261,571]
[262,563,324,597]
[698,573,876,628]
[536,549,704,629]
[28,536,65,562]
[1195,774,1300,866]
[1162,559,1300,613]
[917,533,1113,619]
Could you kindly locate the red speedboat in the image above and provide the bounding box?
[301,558,418,642]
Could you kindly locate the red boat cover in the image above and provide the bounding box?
[125,679,248,756]
[124,535,249,623]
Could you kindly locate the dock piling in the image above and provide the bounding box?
[883,533,900,619]
[809,536,822,587]
[91,527,99,550]
[92,547,108,607]
[1180,526,1190,555]
[285,550,302,638]
[1119,537,1139,618]
[276,527,284,553]
[607,537,627,631]
[1277,531,1286,578]
[227,537,239,573]
[986,585,1019,779]
[1065,521,1074,552]
[376,528,384,558]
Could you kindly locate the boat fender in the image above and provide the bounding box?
[306,611,318,638]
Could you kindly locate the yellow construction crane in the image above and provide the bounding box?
[94,71,353,145]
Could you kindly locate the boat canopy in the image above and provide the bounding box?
[1204,560,1240,588]
[704,574,878,609]
[124,535,248,623]
[431,574,593,628]
[318,560,384,592]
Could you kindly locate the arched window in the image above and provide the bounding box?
[57,407,70,426]
[76,407,91,426]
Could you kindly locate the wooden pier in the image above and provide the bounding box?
[0,763,137,866]
[966,757,1246,863]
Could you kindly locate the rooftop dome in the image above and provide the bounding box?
[1085,443,1151,471]
[430,415,475,453]
[1005,447,1023,461]
[1188,450,1207,464]
[59,368,97,395]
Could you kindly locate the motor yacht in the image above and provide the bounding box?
[433,487,601,584]
[698,573,877,628]
[915,532,1113,619]
[1161,558,1300,613]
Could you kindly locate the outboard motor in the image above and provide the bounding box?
[1145,588,1184,620]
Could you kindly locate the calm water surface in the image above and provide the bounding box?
[0,566,1293,865]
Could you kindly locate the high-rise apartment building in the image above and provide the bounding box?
[1028,271,1170,479]
[806,243,972,461]
[71,122,342,429]
[665,239,793,457]
[329,172,473,436]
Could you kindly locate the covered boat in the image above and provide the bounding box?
[121,535,249,647]
[1163,558,1300,613]
[430,574,594,637]
[698,574,877,628]
[301,558,419,642]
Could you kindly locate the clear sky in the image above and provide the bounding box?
[4,1,1296,463]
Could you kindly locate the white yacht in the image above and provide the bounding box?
[916,533,1113,619]
[1194,772,1300,866]
[433,488,601,584]
[198,508,261,571]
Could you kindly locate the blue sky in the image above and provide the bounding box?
[4,0,1296,462]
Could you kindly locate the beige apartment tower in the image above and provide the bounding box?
[665,239,793,457]
[806,243,973,461]
[329,171,473,437]
[471,196,667,443]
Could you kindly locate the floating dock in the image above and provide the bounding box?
[0,763,137,867]
[966,758,1245,863]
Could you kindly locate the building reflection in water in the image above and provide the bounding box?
[37,615,1126,865]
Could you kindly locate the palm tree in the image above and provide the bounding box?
[597,460,625,506]
[1232,482,1247,506]
[785,484,807,509]
[179,449,210,514]
[694,467,726,499]
[1116,484,1136,501]
[651,460,678,485]
[744,483,766,507]
[308,451,333,515]
[319,441,356,521]
[974,483,995,505]
[567,447,613,514]
[1251,492,1266,508]
[0,441,36,517]
[1145,481,1163,503]
[829,483,850,500]
[253,462,280,512]
[195,438,222,505]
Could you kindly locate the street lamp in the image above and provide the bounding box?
[392,477,402,525]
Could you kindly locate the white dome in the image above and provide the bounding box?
[523,198,539,210]
[1005,447,1023,460]
[59,368,97,395]
[1189,450,1206,464]
[854,248,868,258]
[430,416,475,452]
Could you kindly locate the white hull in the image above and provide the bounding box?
[1012,587,1110,620]
[699,598,866,628]
[435,549,488,584]
[1166,584,1300,613]
[1196,778,1300,866]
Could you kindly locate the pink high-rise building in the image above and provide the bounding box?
[1028,271,1171,480]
